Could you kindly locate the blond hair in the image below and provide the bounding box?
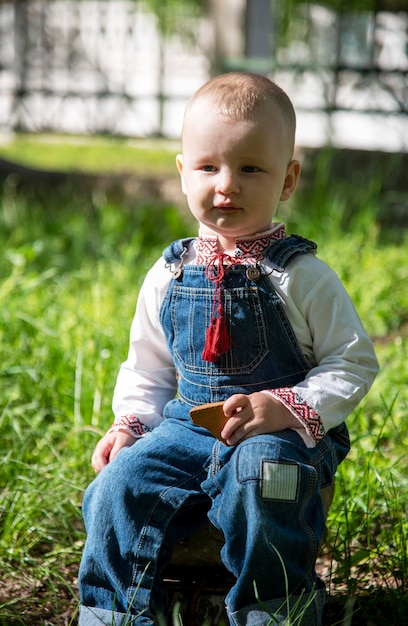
[183,72,296,152]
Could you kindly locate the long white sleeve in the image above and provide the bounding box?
[268,253,379,440]
[112,258,176,430]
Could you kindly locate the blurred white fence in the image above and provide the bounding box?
[0,0,407,151]
[0,1,211,138]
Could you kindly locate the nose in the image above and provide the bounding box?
[215,168,240,195]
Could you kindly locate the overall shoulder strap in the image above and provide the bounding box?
[162,238,195,264]
[263,234,317,270]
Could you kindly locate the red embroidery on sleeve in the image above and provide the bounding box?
[110,415,152,438]
[270,388,326,444]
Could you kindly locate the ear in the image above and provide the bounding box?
[176,154,187,195]
[280,160,301,201]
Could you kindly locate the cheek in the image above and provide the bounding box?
[186,177,212,200]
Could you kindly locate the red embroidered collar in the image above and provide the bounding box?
[195,224,286,265]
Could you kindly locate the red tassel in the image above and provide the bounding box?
[202,308,231,363]
[202,251,237,363]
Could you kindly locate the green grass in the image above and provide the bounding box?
[0,133,180,176]
[0,140,407,624]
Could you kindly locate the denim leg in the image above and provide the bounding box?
[78,419,213,625]
[202,427,349,626]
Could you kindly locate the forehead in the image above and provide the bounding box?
[182,99,291,156]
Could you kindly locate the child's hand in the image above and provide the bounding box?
[91,430,136,473]
[221,392,300,446]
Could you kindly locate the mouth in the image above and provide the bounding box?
[214,203,242,211]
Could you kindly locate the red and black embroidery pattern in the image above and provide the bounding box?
[270,387,326,444]
[109,415,152,438]
[196,225,286,265]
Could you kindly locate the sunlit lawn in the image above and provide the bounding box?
[0,137,407,624]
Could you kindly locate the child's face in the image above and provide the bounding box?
[176,99,300,250]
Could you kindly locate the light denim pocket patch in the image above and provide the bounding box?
[261,461,299,501]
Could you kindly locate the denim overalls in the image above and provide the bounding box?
[79,236,350,626]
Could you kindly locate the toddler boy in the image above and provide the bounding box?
[78,72,379,625]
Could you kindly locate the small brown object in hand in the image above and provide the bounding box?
[190,401,229,442]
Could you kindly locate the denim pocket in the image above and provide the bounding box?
[170,284,269,375]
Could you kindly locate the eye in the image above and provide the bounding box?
[201,165,217,172]
[242,165,259,173]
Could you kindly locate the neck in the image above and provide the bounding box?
[216,238,237,256]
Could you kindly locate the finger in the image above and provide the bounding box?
[109,441,125,464]
[224,419,263,446]
[221,412,250,442]
[223,393,250,417]
[91,452,108,474]
[109,435,136,463]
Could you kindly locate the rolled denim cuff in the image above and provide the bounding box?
[228,586,326,626]
[79,605,140,625]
